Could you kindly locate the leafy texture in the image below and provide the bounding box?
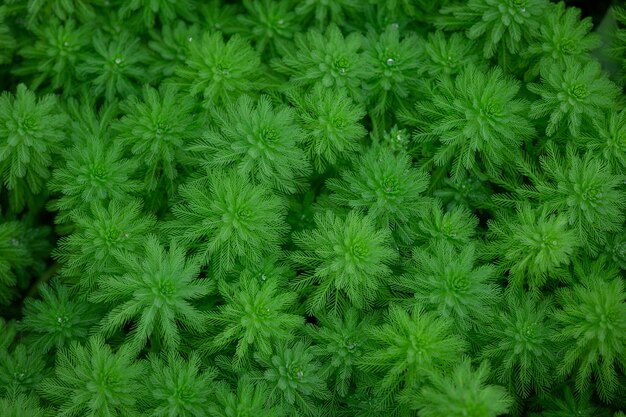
[0,84,66,207]
[519,145,626,254]
[14,18,90,93]
[254,340,330,417]
[525,2,599,79]
[415,65,534,179]
[553,266,626,402]
[54,199,156,286]
[19,279,99,353]
[362,26,421,116]
[47,136,141,223]
[211,377,286,417]
[273,24,371,102]
[290,85,367,170]
[1,2,626,416]
[412,359,513,417]
[359,305,466,406]
[307,308,372,398]
[437,0,549,59]
[480,293,558,398]
[291,210,397,313]
[414,198,478,249]
[578,108,626,173]
[397,241,500,330]
[176,32,262,107]
[40,337,146,417]
[237,0,299,56]
[528,59,619,137]
[77,31,151,103]
[165,171,288,278]
[205,275,303,369]
[145,351,216,417]
[327,146,429,244]
[485,203,580,290]
[115,83,201,197]
[190,94,310,194]
[91,235,209,352]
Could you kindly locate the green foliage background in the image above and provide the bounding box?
[0,0,625,416]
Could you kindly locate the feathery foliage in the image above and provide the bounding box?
[254,340,330,417]
[54,199,156,285]
[40,337,146,417]
[528,59,619,137]
[480,293,558,398]
[414,198,478,249]
[578,108,626,172]
[237,0,300,57]
[14,18,91,94]
[517,145,626,254]
[145,351,217,417]
[437,0,549,59]
[397,241,500,330]
[176,32,262,107]
[485,203,580,290]
[359,305,466,406]
[553,264,626,402]
[289,85,367,171]
[19,279,99,353]
[306,308,373,398]
[0,84,66,207]
[328,145,430,245]
[2,1,625,416]
[114,83,201,196]
[412,359,513,417]
[77,31,151,103]
[362,26,421,116]
[414,65,534,179]
[189,94,310,194]
[91,235,209,352]
[205,275,303,369]
[47,136,141,223]
[211,377,286,417]
[273,24,371,102]
[165,171,288,278]
[524,2,599,79]
[291,210,398,313]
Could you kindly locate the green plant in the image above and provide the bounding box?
[2,1,626,415]
[39,336,146,417]
[90,235,208,352]
[164,171,288,278]
[77,31,151,103]
[359,305,467,406]
[114,83,201,197]
[396,241,500,330]
[254,340,330,417]
[291,210,398,313]
[0,84,67,209]
[327,145,429,244]
[273,24,371,102]
[175,31,262,107]
[145,351,217,416]
[437,0,549,59]
[289,85,367,171]
[553,263,626,402]
[479,293,558,398]
[528,58,619,137]
[204,275,303,369]
[190,94,310,194]
[485,203,580,290]
[411,359,513,417]
[414,65,534,179]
